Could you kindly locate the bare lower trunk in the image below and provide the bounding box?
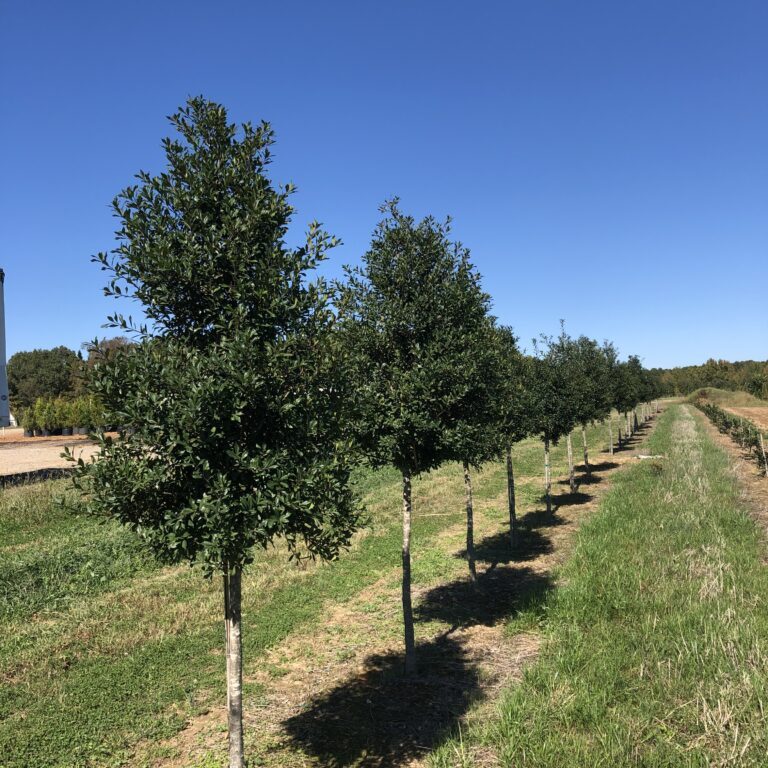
[618,424,623,448]
[634,411,639,432]
[544,437,552,516]
[463,461,477,580]
[626,411,631,438]
[566,433,576,493]
[224,567,244,768]
[608,418,614,455]
[582,425,590,475]
[401,471,417,675]
[760,434,768,477]
[506,443,517,548]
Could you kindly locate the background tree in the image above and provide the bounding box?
[625,355,646,433]
[569,336,613,481]
[7,346,78,410]
[603,343,622,453]
[340,200,492,672]
[70,98,361,768]
[611,356,642,447]
[445,317,508,580]
[494,328,531,548]
[527,329,579,515]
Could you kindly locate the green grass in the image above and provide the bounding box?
[687,386,768,408]
[430,404,768,767]
[0,417,619,767]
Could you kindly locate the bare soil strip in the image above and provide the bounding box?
[0,428,97,475]
[723,406,768,432]
[132,422,657,768]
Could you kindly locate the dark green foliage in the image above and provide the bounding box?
[340,199,493,476]
[72,97,362,575]
[611,354,643,416]
[446,320,512,470]
[569,337,613,428]
[495,327,532,446]
[7,346,79,410]
[527,329,579,446]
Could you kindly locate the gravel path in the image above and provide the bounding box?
[0,428,97,476]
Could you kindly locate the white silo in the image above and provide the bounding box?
[0,269,9,427]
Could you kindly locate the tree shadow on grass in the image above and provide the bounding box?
[560,472,604,486]
[455,528,553,566]
[283,567,553,767]
[416,565,554,632]
[518,507,569,530]
[587,461,620,472]
[549,490,593,509]
[612,429,648,453]
[283,634,480,767]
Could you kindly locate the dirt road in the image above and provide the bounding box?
[0,428,97,476]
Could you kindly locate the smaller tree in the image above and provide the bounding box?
[445,318,509,579]
[569,336,613,482]
[495,329,532,548]
[341,200,492,672]
[527,329,579,516]
[611,355,642,447]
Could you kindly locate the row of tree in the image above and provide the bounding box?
[696,402,768,476]
[70,98,662,768]
[19,395,105,435]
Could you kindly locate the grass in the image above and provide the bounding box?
[0,417,618,768]
[687,386,768,408]
[430,403,768,767]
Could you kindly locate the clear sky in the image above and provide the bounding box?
[1,0,766,367]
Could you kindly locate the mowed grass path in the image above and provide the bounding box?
[0,417,624,767]
[431,404,768,767]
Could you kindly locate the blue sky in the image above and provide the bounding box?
[1,0,766,367]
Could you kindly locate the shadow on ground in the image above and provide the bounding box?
[416,565,554,631]
[284,565,554,767]
[283,635,480,768]
[586,461,620,472]
[559,471,604,486]
[456,528,553,566]
[280,429,653,767]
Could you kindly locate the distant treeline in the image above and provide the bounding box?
[649,359,768,399]
[6,338,132,412]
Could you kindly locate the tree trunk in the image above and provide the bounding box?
[463,461,477,580]
[506,443,517,549]
[582,425,590,475]
[566,432,576,493]
[608,417,614,455]
[760,434,768,477]
[618,424,623,449]
[544,437,552,516]
[626,411,631,438]
[634,411,639,432]
[401,471,417,675]
[224,567,244,768]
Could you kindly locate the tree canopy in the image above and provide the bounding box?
[71,97,362,766]
[340,200,493,477]
[7,346,79,410]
